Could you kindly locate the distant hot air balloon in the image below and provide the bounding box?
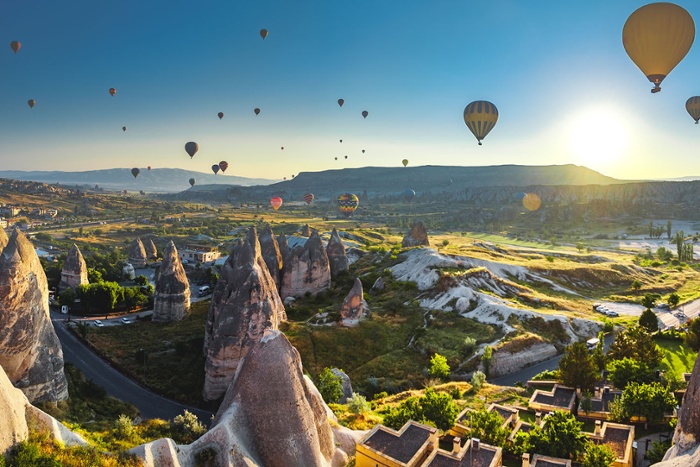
[623,3,695,94]
[402,159,408,167]
[131,168,140,178]
[254,108,261,115]
[140,190,145,195]
[303,193,314,205]
[403,189,416,203]
[123,190,128,194]
[338,98,344,107]
[218,112,224,119]
[334,157,338,160]
[218,161,229,173]
[184,142,198,158]
[281,146,284,150]
[339,139,343,143]
[463,100,498,145]
[260,29,268,40]
[344,155,348,159]
[122,126,127,132]
[270,196,283,210]
[109,88,117,96]
[27,99,36,109]
[362,110,368,119]
[212,164,220,174]
[147,166,152,171]
[189,178,196,187]
[337,193,359,218]
[362,149,365,153]
[283,177,287,181]
[10,41,20,53]
[512,191,526,203]
[687,97,700,124]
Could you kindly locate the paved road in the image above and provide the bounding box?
[54,320,213,422]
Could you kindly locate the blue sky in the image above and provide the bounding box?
[2,0,700,180]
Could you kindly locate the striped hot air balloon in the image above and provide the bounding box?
[303,193,314,205]
[337,193,359,218]
[687,97,700,124]
[218,161,229,173]
[463,100,498,145]
[270,196,283,210]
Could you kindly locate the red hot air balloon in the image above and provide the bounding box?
[217,112,224,119]
[147,166,152,170]
[270,196,283,210]
[27,99,36,108]
[260,29,268,40]
[303,193,314,205]
[184,142,198,158]
[218,161,229,173]
[212,164,220,174]
[254,108,261,115]
[362,110,368,118]
[10,41,20,53]
[131,168,140,178]
[338,98,344,107]
[109,88,117,96]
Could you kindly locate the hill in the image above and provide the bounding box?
[0,168,274,193]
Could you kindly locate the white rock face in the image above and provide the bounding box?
[280,231,331,299]
[153,241,191,323]
[59,244,88,291]
[128,237,148,268]
[490,342,558,378]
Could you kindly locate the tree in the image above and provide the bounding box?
[471,370,486,392]
[134,275,149,286]
[685,318,700,351]
[580,392,593,418]
[607,357,654,389]
[317,368,343,404]
[582,443,616,467]
[420,388,460,431]
[592,331,606,372]
[631,279,642,292]
[526,411,590,460]
[558,342,598,392]
[482,346,492,378]
[87,268,103,283]
[59,288,77,308]
[639,308,659,333]
[114,414,135,441]
[668,293,680,308]
[428,353,450,381]
[607,396,628,423]
[607,325,662,368]
[641,293,660,310]
[667,220,672,240]
[466,409,511,447]
[576,242,585,253]
[674,230,685,261]
[621,382,676,425]
[347,393,371,415]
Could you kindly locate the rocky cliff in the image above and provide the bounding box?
[277,233,289,261]
[202,227,286,401]
[489,342,558,378]
[0,229,68,402]
[280,231,331,299]
[402,221,430,248]
[128,237,148,268]
[339,278,370,327]
[144,237,158,260]
[0,228,8,253]
[326,228,349,278]
[153,241,190,323]
[59,244,88,291]
[258,224,283,290]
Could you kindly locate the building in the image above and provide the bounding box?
[577,385,623,420]
[179,244,221,264]
[452,404,519,439]
[586,421,635,467]
[528,384,576,414]
[0,205,21,217]
[523,453,572,467]
[424,437,502,467]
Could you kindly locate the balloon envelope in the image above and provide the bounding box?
[189,178,196,187]
[212,164,220,174]
[338,98,344,107]
[362,110,368,118]
[218,112,224,119]
[10,41,20,53]
[147,166,151,171]
[131,168,140,178]
[218,161,229,173]
[270,196,283,210]
[254,108,261,115]
[303,193,314,205]
[403,189,416,203]
[337,193,359,218]
[184,142,198,158]
[687,96,700,123]
[27,99,36,108]
[463,100,498,145]
[623,3,695,93]
[122,126,127,132]
[402,159,408,167]
[260,29,268,40]
[109,88,116,96]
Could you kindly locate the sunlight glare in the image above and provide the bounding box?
[568,106,628,169]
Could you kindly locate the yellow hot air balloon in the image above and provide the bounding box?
[687,97,700,124]
[623,3,695,94]
[463,100,498,145]
[402,159,408,167]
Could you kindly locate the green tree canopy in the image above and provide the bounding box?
[667,293,680,308]
[428,353,450,381]
[607,325,662,368]
[558,342,598,392]
[582,443,616,467]
[526,411,590,460]
[607,357,654,389]
[686,318,700,352]
[621,382,676,425]
[382,388,459,431]
[466,409,511,447]
[317,368,343,404]
[641,293,660,310]
[638,308,659,333]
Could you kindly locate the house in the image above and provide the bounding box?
[586,421,635,467]
[452,404,519,439]
[523,453,572,467]
[178,244,221,264]
[577,385,623,420]
[528,384,576,414]
[0,218,6,229]
[356,421,439,467]
[423,437,502,467]
[0,205,21,217]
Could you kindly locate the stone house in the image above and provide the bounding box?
[528,384,576,414]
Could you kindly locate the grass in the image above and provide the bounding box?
[655,337,698,382]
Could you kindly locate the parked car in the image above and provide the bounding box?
[120,317,132,324]
[592,302,602,311]
[94,320,104,327]
[605,310,619,317]
[595,305,609,314]
[198,285,211,297]
[657,303,670,310]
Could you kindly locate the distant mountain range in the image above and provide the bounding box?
[0,168,274,193]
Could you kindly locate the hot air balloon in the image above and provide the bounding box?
[109,88,117,96]
[260,29,268,40]
[340,139,343,143]
[147,166,152,171]
[283,177,287,181]
[303,193,314,205]
[623,3,695,94]
[362,110,368,118]
[281,146,284,150]
[218,161,229,173]
[344,155,348,159]
[402,159,408,167]
[403,189,416,203]
[131,168,140,178]
[270,196,283,210]
[362,149,365,153]
[122,126,127,132]
[338,99,344,107]
[463,100,498,145]
[184,142,198,158]
[218,112,224,119]
[189,178,196,187]
[139,190,145,195]
[10,41,20,53]
[334,157,338,160]
[254,108,261,115]
[212,164,220,174]
[337,193,359,218]
[27,99,36,109]
[687,97,700,123]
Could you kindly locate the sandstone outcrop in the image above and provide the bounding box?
[326,228,349,277]
[203,227,286,401]
[153,241,190,323]
[59,244,88,291]
[280,231,331,299]
[128,237,148,268]
[144,238,158,260]
[0,228,8,252]
[258,224,283,289]
[370,276,385,293]
[301,224,311,237]
[339,278,370,327]
[402,221,430,248]
[277,233,289,261]
[331,368,353,404]
[0,229,68,402]
[489,341,557,378]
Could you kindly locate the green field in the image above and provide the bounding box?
[655,337,698,382]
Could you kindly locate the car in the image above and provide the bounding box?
[606,310,619,317]
[595,305,609,314]
[675,311,687,319]
[658,303,670,310]
[592,302,602,311]
[120,317,132,324]
[198,285,211,297]
[94,320,104,327]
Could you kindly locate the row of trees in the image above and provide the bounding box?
[60,280,153,314]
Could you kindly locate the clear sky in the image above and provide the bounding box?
[2,0,700,181]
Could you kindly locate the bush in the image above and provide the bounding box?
[428,353,450,381]
[317,368,343,404]
[373,391,388,400]
[471,370,486,392]
[114,414,135,440]
[172,410,206,444]
[347,393,371,415]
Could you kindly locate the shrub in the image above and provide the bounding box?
[471,370,486,392]
[428,353,450,381]
[317,367,343,404]
[114,414,135,440]
[172,410,206,444]
[373,391,388,400]
[347,393,371,415]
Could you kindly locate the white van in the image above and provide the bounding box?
[198,286,211,297]
[586,337,600,351]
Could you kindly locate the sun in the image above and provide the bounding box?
[568,106,628,169]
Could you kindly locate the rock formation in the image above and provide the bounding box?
[144,238,158,260]
[203,227,286,401]
[128,237,148,268]
[280,231,331,299]
[0,229,68,402]
[258,224,283,289]
[0,228,8,251]
[301,224,311,237]
[402,221,430,247]
[58,244,88,291]
[331,368,353,404]
[370,276,385,294]
[152,241,190,323]
[326,228,349,277]
[339,278,370,327]
[277,233,289,261]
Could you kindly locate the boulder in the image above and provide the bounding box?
[331,368,353,404]
[370,276,385,294]
[301,224,311,237]
[58,244,88,292]
[402,221,430,248]
[203,227,286,401]
[0,229,68,402]
[280,231,331,299]
[339,278,370,327]
[258,224,283,289]
[144,238,158,260]
[153,241,190,323]
[326,228,349,278]
[128,237,148,268]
